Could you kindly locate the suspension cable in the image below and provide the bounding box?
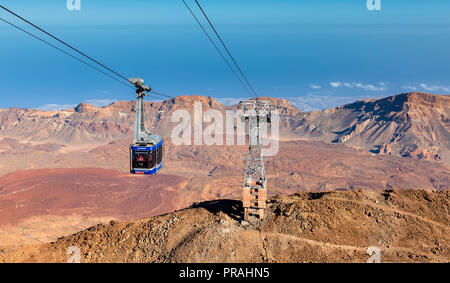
[193,0,259,98]
[0,5,130,84]
[0,12,185,103]
[0,4,249,107]
[0,17,134,90]
[181,0,253,97]
[0,15,195,106]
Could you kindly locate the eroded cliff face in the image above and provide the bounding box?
[0,93,448,163]
[290,93,450,163]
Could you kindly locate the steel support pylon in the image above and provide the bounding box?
[130,78,160,146]
[239,100,271,221]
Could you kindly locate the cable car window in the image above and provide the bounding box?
[148,150,155,169]
[157,145,162,164]
[152,149,157,168]
[133,151,150,169]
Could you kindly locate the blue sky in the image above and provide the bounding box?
[1,0,450,111]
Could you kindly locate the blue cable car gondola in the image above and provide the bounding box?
[129,78,164,175]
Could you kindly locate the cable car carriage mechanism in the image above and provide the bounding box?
[129,78,164,175]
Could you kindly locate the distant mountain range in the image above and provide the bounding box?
[1,92,448,164]
[289,92,450,164]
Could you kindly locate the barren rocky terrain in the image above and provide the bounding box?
[1,189,448,263]
[0,138,448,250]
[0,92,448,262]
[0,168,189,248]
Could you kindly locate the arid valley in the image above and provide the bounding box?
[0,92,449,262]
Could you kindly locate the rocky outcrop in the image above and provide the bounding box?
[0,93,448,163]
[1,190,448,263]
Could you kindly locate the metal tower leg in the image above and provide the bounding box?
[239,100,271,221]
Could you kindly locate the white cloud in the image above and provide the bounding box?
[310,84,322,89]
[288,92,379,112]
[419,83,450,93]
[330,82,342,88]
[217,93,364,111]
[354,83,386,91]
[401,85,418,91]
[84,99,117,107]
[37,104,77,111]
[343,82,353,88]
[216,97,245,106]
[330,81,386,91]
[401,83,450,93]
[37,98,118,111]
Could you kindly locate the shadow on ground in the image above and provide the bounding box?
[192,199,242,222]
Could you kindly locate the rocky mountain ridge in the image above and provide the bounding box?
[1,92,448,163]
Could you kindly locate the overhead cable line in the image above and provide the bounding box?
[1,4,228,105]
[193,0,259,98]
[0,15,186,105]
[0,17,134,90]
[0,4,130,84]
[0,4,233,107]
[181,0,253,97]
[0,16,184,105]
[152,90,219,109]
[0,10,182,103]
[152,91,176,99]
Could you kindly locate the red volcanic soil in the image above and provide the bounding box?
[0,168,189,226]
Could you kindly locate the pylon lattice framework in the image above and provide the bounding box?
[239,100,272,221]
